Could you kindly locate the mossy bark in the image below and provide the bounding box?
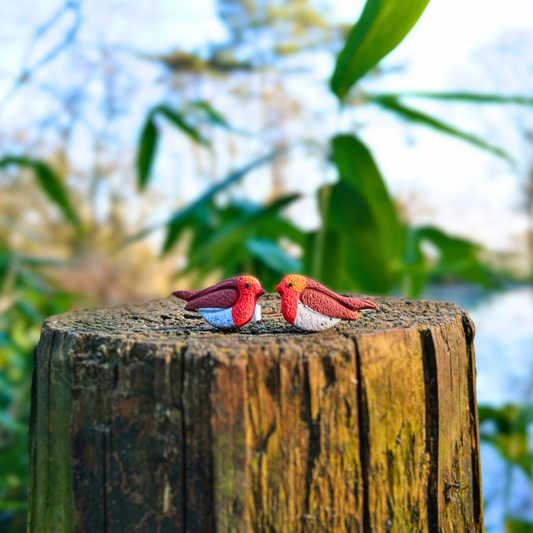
[28,294,483,532]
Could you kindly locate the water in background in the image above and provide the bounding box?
[424,284,533,531]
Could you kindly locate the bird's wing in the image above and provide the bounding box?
[302,279,377,318]
[301,289,356,319]
[173,277,240,310]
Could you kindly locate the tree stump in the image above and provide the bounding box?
[29,294,483,533]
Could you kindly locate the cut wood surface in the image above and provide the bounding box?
[28,294,483,533]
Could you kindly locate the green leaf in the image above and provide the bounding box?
[123,149,288,251]
[186,195,299,269]
[246,237,303,273]
[416,226,494,287]
[191,100,252,135]
[478,404,533,480]
[0,156,81,233]
[370,92,533,105]
[192,101,230,128]
[400,225,428,298]
[417,227,481,260]
[331,0,431,99]
[314,135,405,293]
[325,181,393,292]
[256,215,307,246]
[0,500,28,511]
[162,150,288,253]
[177,195,300,286]
[515,405,533,429]
[332,134,403,263]
[137,115,158,191]
[369,96,513,162]
[136,105,209,190]
[154,104,209,146]
[505,518,533,533]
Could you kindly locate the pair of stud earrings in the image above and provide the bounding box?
[173,274,377,332]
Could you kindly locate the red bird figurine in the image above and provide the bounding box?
[173,276,265,329]
[276,275,377,331]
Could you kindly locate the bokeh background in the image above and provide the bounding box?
[1,0,533,531]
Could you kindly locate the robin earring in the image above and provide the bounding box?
[275,274,377,332]
[173,276,265,329]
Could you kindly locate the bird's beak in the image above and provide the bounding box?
[275,282,283,294]
[258,288,265,296]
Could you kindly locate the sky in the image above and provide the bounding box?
[1,0,533,258]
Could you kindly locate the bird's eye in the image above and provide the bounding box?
[245,283,250,288]
[288,282,293,287]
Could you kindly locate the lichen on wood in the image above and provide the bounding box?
[29,294,483,532]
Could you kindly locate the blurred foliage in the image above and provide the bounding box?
[153,0,350,70]
[0,157,81,233]
[137,121,497,295]
[1,0,533,530]
[479,404,533,530]
[506,518,533,533]
[366,95,514,162]
[479,405,533,482]
[0,246,92,531]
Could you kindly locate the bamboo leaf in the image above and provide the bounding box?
[316,135,404,293]
[136,114,158,191]
[478,404,533,481]
[416,226,494,286]
[331,0,431,99]
[136,105,208,190]
[505,518,533,533]
[370,97,513,162]
[324,181,394,293]
[369,92,533,105]
[178,195,301,284]
[191,100,251,135]
[332,134,403,263]
[161,150,289,253]
[247,238,303,273]
[192,101,230,128]
[154,105,209,146]
[186,194,299,265]
[0,156,81,232]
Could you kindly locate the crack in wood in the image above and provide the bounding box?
[29,296,484,532]
[354,338,371,533]
[462,313,483,526]
[421,328,440,533]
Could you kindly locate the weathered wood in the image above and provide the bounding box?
[29,294,484,532]
[356,328,429,531]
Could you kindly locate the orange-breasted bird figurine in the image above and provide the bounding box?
[276,274,377,331]
[173,276,265,329]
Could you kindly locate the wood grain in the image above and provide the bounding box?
[356,328,429,532]
[423,315,483,532]
[28,294,484,532]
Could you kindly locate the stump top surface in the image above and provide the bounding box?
[44,293,467,344]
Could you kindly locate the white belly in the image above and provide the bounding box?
[198,304,262,329]
[293,302,340,332]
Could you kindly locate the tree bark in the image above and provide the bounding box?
[28,294,483,533]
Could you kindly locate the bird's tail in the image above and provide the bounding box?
[345,297,377,311]
[173,290,199,302]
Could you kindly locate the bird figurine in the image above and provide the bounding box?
[173,276,265,329]
[275,274,377,331]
